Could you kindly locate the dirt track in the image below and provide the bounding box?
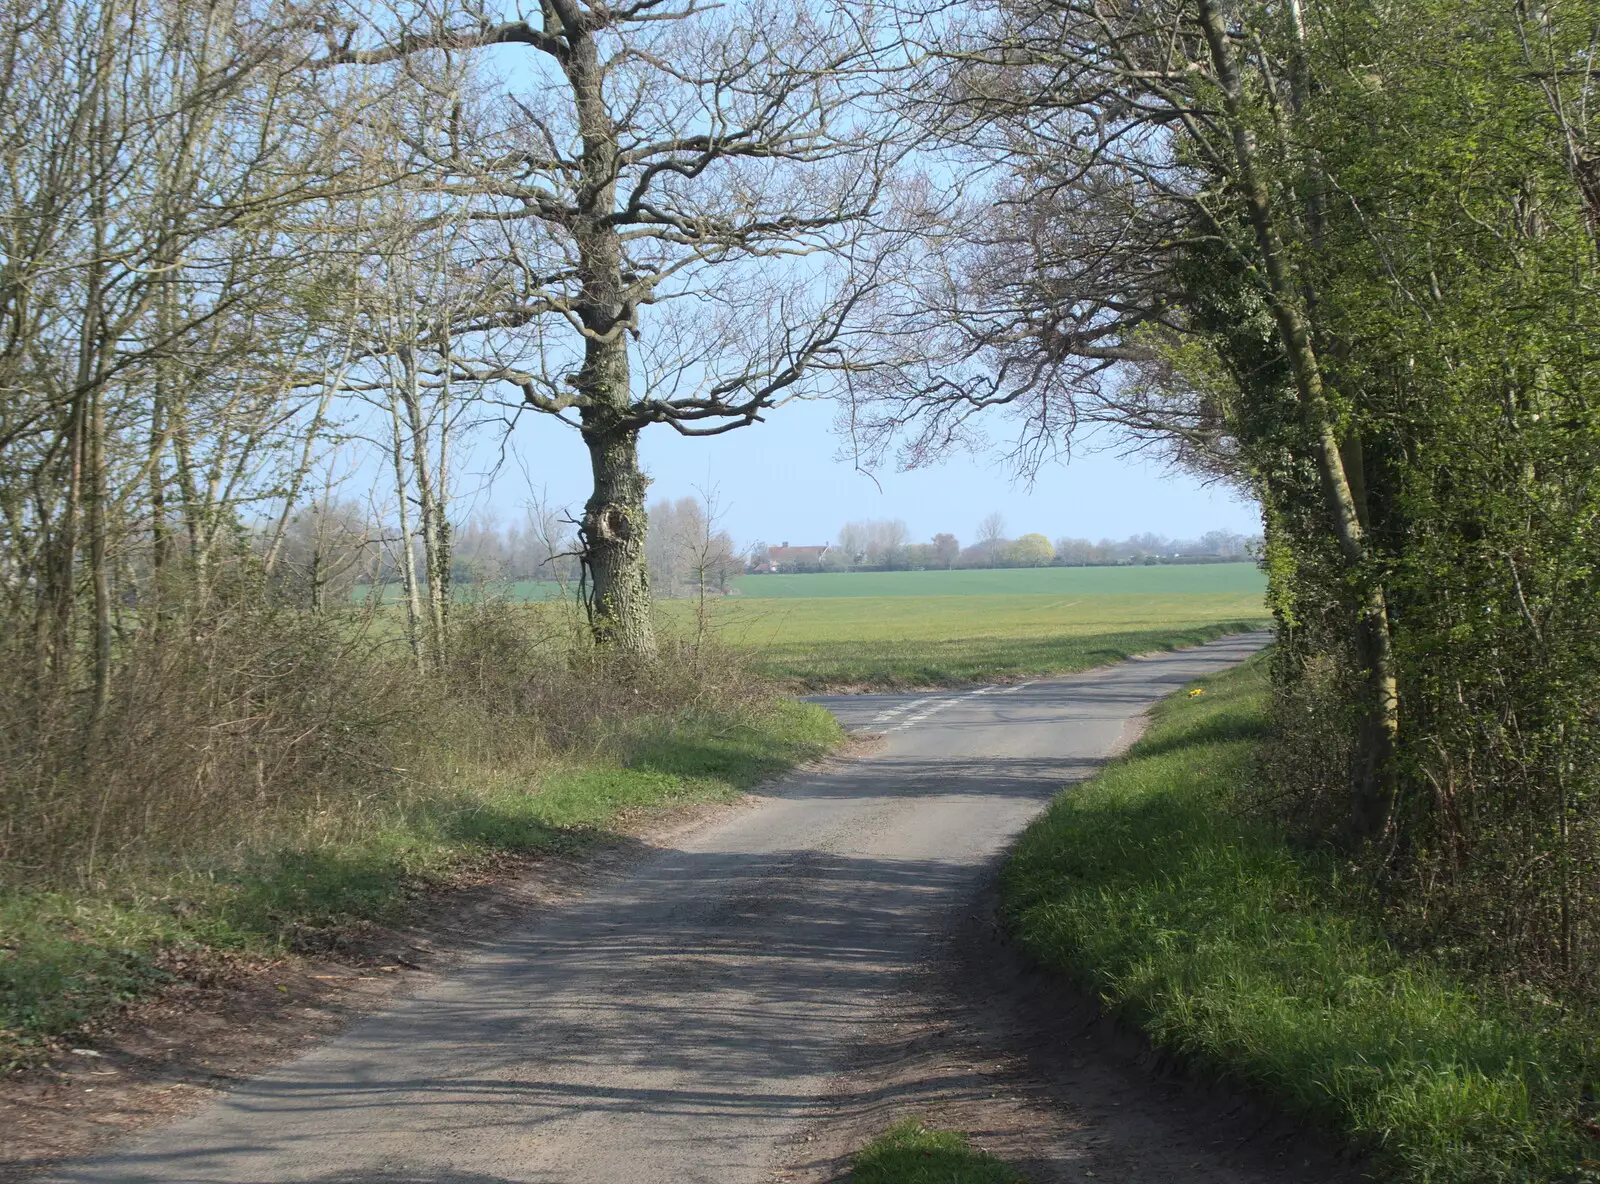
[36,633,1358,1183]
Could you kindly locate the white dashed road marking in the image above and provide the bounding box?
[844,680,1043,735]
[870,696,935,725]
[869,680,1037,733]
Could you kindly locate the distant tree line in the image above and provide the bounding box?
[643,498,741,599]
[274,492,740,602]
[244,501,582,605]
[748,515,1256,573]
[262,494,746,603]
[324,505,1254,594]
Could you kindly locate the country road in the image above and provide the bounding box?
[47,632,1326,1184]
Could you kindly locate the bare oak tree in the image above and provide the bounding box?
[313,0,924,656]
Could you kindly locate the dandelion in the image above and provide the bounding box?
[1188,688,1206,697]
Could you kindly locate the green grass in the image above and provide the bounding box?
[1001,656,1600,1183]
[670,593,1266,689]
[364,561,1263,605]
[0,701,841,1069]
[361,565,1270,690]
[849,1120,1027,1184]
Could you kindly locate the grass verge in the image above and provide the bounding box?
[710,614,1268,690]
[849,1119,1026,1183]
[1001,654,1600,1183]
[0,699,841,1069]
[456,581,1269,690]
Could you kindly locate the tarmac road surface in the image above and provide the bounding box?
[50,632,1273,1184]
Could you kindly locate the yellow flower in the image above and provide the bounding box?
[1187,688,1206,697]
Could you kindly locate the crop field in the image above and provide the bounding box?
[660,563,1269,688]
[372,563,1269,689]
[373,560,1263,606]
[729,562,1263,599]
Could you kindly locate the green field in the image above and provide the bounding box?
[373,561,1264,605]
[730,562,1262,598]
[674,591,1266,688]
[658,563,1269,688]
[375,563,1270,689]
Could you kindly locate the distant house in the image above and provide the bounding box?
[752,542,830,573]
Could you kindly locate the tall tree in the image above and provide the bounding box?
[854,0,1403,836]
[976,512,1007,568]
[314,0,923,657]
[0,0,364,705]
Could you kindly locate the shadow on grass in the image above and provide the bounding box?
[1128,709,1275,759]
[624,701,842,788]
[222,705,847,941]
[1001,655,1600,1184]
[629,735,795,784]
[0,920,171,1064]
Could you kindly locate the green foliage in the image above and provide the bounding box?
[1007,533,1055,567]
[1153,0,1600,989]
[1303,0,1600,985]
[849,1120,1027,1184]
[1003,658,1600,1183]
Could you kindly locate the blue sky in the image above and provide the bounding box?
[418,16,1259,552]
[453,396,1260,549]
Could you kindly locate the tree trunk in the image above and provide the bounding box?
[563,7,657,659]
[309,508,326,615]
[148,388,168,597]
[50,392,86,690]
[1198,0,1399,839]
[580,406,656,658]
[399,350,448,664]
[387,390,425,668]
[432,347,452,644]
[263,386,333,577]
[171,399,208,600]
[87,383,111,723]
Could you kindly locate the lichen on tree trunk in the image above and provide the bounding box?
[581,415,655,658]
